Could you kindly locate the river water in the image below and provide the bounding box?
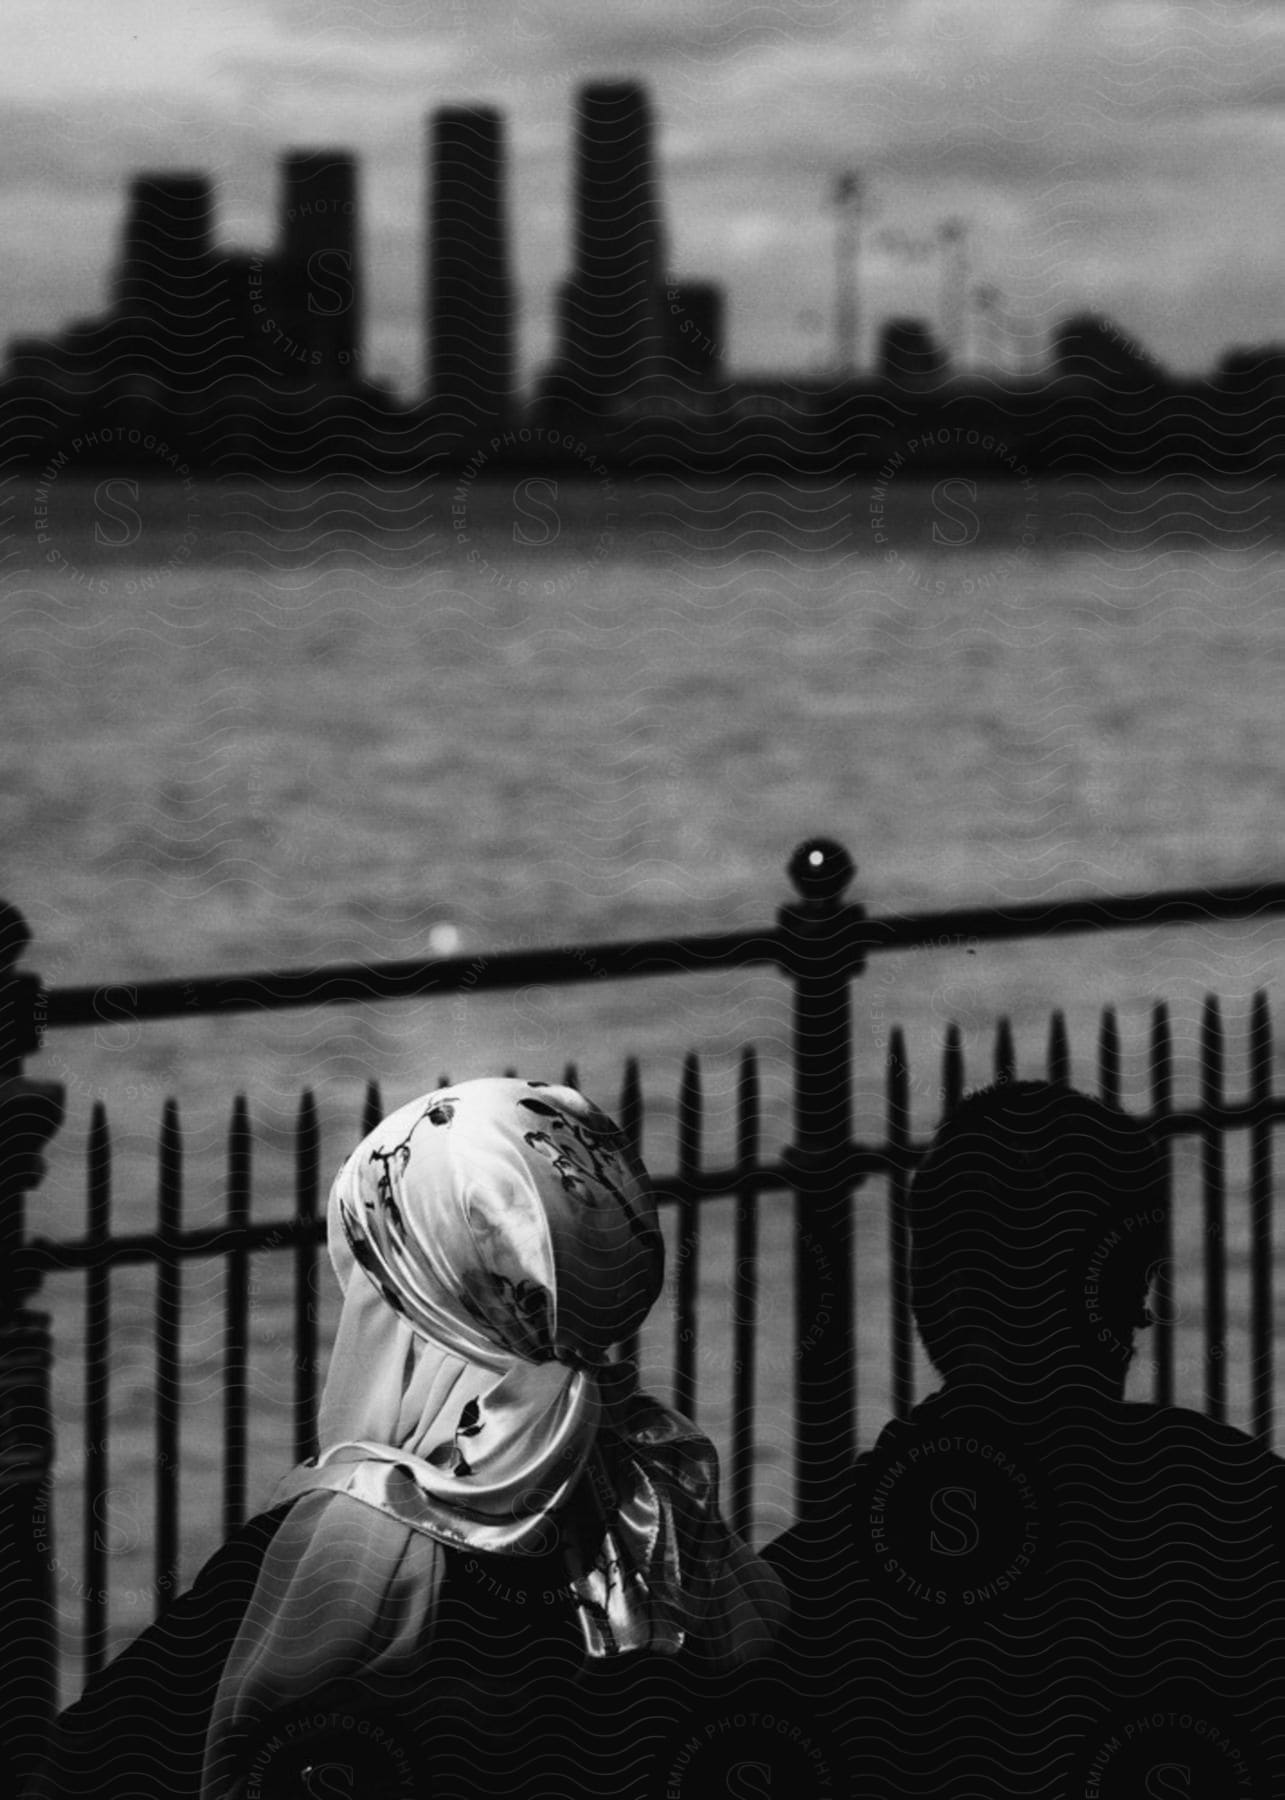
[4,471,1283,1690]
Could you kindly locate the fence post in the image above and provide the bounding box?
[0,902,65,1789]
[779,839,866,1527]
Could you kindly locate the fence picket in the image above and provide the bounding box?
[1200,995,1227,1424]
[1098,1007,1121,1108]
[616,1059,643,1380]
[729,1047,760,1541]
[223,1097,250,1538]
[294,1091,320,1466]
[1249,992,1274,1442]
[994,1016,1016,1084]
[619,1058,642,1159]
[362,1080,383,1137]
[942,1021,964,1112]
[1150,1002,1175,1409]
[1047,1010,1070,1086]
[83,1104,111,1678]
[673,1054,701,1422]
[155,1100,181,1615]
[887,1028,913,1420]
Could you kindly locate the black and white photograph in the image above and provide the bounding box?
[2,2,1284,1794]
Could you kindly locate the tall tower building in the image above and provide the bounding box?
[114,174,215,314]
[276,150,361,381]
[557,79,666,408]
[427,107,515,424]
[113,174,218,387]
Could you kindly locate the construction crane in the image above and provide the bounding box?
[938,217,969,371]
[972,283,1005,371]
[831,170,865,376]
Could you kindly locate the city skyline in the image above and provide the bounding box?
[7,84,735,413]
[3,0,1283,393]
[7,65,1279,467]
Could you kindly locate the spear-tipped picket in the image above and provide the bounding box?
[1248,992,1274,1442]
[1046,1010,1070,1086]
[1149,1001,1175,1408]
[155,1098,181,1616]
[616,1058,644,1381]
[1098,1006,1121,1108]
[729,1047,761,1540]
[83,1103,112,1675]
[223,1095,251,1538]
[942,1022,964,1113]
[673,1054,702,1423]
[294,1089,320,1466]
[887,1028,913,1421]
[1200,995,1227,1423]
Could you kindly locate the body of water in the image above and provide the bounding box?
[4,472,1283,1692]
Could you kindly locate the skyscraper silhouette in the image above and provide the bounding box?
[113,174,218,388]
[556,80,666,409]
[427,107,515,427]
[114,174,215,315]
[276,150,361,382]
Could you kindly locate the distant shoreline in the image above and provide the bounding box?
[4,381,1282,479]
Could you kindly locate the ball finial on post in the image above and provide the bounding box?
[787,838,856,905]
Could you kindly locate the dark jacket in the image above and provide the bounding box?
[764,1389,1285,1800]
[27,1497,744,1800]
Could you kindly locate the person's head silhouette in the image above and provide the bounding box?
[908,1080,1168,1403]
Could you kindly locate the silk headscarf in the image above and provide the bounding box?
[202,1079,785,1797]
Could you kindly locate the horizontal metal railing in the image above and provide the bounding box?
[37,876,1285,1030]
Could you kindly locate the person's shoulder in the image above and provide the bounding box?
[31,1505,299,1800]
[71,1500,296,1693]
[1116,1400,1283,1467]
[271,1483,420,1549]
[177,1499,297,1602]
[1103,1402,1284,1553]
[761,1421,905,1580]
[256,1484,466,1603]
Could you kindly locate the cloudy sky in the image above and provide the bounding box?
[3,0,1283,393]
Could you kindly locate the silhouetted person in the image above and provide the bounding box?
[766,1081,1285,1798]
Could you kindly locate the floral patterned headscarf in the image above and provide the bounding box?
[266,1077,677,1578]
[330,1076,665,1380]
[205,1081,783,1797]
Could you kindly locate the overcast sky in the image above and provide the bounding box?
[3,0,1283,392]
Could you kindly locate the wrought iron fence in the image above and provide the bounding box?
[1,838,1283,1783]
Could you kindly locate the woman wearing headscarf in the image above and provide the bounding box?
[30,1078,786,1799]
